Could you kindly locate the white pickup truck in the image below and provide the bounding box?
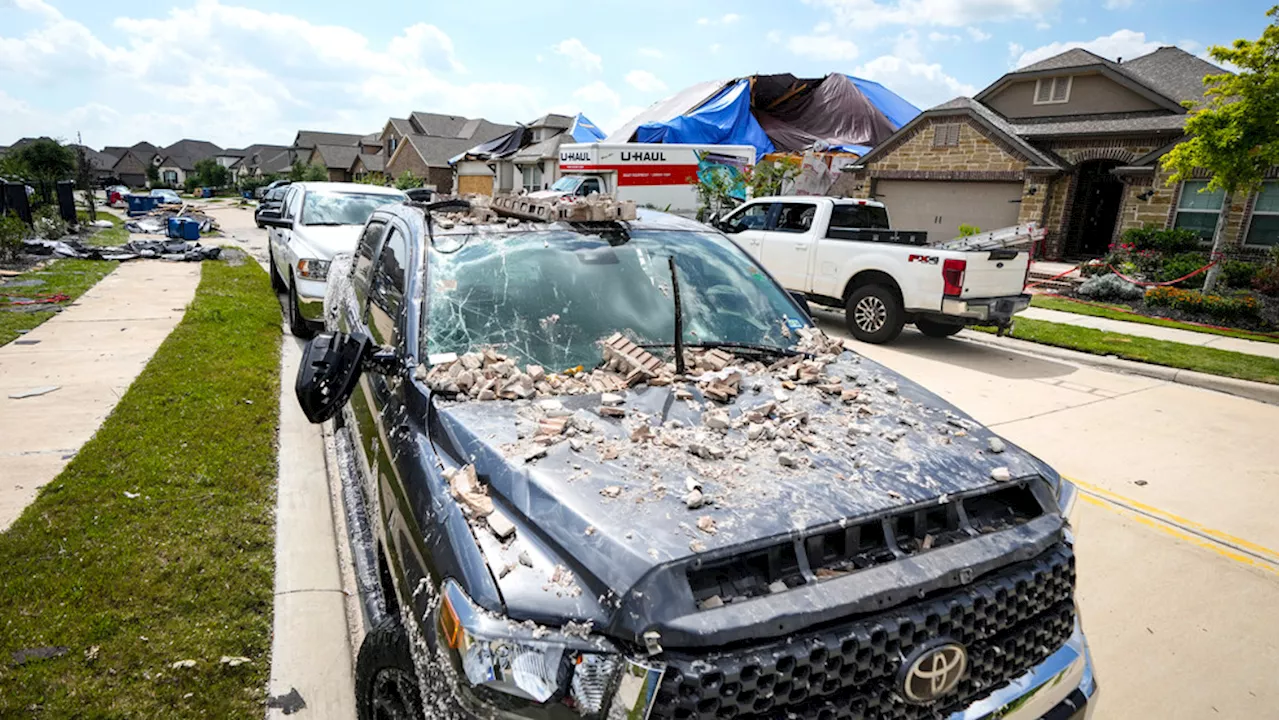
[712,195,1033,343]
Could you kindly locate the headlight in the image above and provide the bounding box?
[296,258,330,280]
[439,580,628,715]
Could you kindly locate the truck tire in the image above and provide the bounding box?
[287,274,315,339]
[269,247,287,293]
[915,317,964,338]
[355,616,426,720]
[845,284,904,344]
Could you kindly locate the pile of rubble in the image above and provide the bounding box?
[414,192,637,230]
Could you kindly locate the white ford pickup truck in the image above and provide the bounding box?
[712,196,1033,343]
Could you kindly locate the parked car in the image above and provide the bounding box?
[259,182,407,337]
[293,199,1095,720]
[256,178,290,200]
[150,188,182,205]
[255,185,289,228]
[712,196,1033,343]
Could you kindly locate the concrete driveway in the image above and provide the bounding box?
[811,307,1278,720]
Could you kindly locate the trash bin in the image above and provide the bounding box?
[126,194,157,214]
[167,217,183,239]
[242,190,253,199]
[202,188,213,198]
[181,218,201,241]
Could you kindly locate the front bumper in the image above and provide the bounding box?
[442,617,1097,720]
[940,294,1031,324]
[293,276,327,322]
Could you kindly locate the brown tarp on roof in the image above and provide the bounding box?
[751,73,897,152]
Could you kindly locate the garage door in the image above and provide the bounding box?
[874,180,1023,242]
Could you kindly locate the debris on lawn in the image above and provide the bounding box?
[266,687,307,715]
[21,237,220,263]
[220,655,251,666]
[170,659,197,669]
[11,646,68,666]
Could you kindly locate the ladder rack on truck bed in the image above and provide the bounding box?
[936,222,1045,253]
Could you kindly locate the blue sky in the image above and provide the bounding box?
[0,0,1270,150]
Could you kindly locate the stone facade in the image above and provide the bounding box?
[870,118,1027,174]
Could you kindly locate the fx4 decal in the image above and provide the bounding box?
[908,254,939,264]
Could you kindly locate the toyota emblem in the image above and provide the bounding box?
[899,641,967,704]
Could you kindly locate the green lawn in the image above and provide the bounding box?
[978,317,1279,384]
[0,259,118,346]
[1031,294,1279,344]
[0,258,282,717]
[77,210,130,247]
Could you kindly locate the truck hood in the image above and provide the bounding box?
[526,189,570,202]
[431,351,1062,647]
[291,224,364,260]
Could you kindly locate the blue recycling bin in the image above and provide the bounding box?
[182,219,201,240]
[166,217,183,238]
[202,188,213,198]
[126,194,159,214]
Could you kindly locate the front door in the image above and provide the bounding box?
[1066,160,1124,257]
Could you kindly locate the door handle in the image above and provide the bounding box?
[794,245,807,251]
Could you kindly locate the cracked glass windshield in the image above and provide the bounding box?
[424,229,807,370]
[302,191,403,226]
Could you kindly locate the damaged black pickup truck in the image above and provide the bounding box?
[295,197,1097,720]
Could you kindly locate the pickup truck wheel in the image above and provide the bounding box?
[287,274,315,339]
[356,616,425,720]
[845,285,904,344]
[915,317,964,338]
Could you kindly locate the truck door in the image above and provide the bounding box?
[759,201,819,292]
[717,201,773,259]
[577,176,604,196]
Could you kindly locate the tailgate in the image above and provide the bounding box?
[960,250,1030,298]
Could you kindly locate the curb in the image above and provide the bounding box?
[956,331,1279,406]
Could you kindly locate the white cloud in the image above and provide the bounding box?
[573,81,621,108]
[928,31,962,43]
[710,43,723,54]
[786,34,860,61]
[853,55,976,108]
[1008,42,1024,59]
[0,0,562,148]
[814,21,833,33]
[565,82,645,136]
[637,47,663,58]
[1035,21,1051,30]
[698,13,741,25]
[1014,29,1163,68]
[892,30,924,62]
[1103,0,1134,8]
[625,70,668,94]
[766,30,782,43]
[806,0,1058,28]
[552,38,602,74]
[965,26,991,42]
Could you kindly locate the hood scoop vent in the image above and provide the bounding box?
[688,482,1045,610]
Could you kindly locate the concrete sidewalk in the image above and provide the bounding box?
[1021,306,1279,359]
[0,261,200,530]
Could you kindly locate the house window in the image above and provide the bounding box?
[521,165,542,192]
[162,170,178,186]
[1245,181,1278,246]
[932,124,960,148]
[1034,76,1072,104]
[388,137,398,154]
[1173,180,1226,240]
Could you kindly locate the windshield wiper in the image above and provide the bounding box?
[642,340,803,360]
[302,221,348,226]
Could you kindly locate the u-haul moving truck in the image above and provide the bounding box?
[528,142,757,218]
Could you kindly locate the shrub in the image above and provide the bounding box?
[1078,273,1144,300]
[1221,259,1261,289]
[1254,263,1280,297]
[1144,286,1260,322]
[1121,225,1202,254]
[32,205,67,240]
[1159,251,1212,288]
[957,223,981,237]
[0,211,27,260]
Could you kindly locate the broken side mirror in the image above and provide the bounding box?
[295,331,371,424]
[364,346,403,375]
[260,210,291,229]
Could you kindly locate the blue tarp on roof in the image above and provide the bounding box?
[845,75,920,130]
[635,80,776,160]
[570,113,606,142]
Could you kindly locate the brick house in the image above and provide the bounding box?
[155,139,223,187]
[381,112,517,190]
[835,47,1278,258]
[104,141,159,187]
[308,144,360,182]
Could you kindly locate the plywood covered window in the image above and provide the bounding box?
[1033,76,1072,104]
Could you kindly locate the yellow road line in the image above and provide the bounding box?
[1067,476,1279,560]
[1078,496,1278,575]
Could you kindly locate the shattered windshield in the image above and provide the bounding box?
[549,176,583,193]
[424,229,807,370]
[301,191,404,226]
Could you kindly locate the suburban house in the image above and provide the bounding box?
[351,152,385,182]
[230,144,291,179]
[381,112,517,191]
[454,113,606,195]
[289,131,367,166]
[105,141,160,187]
[73,145,120,184]
[835,47,1277,258]
[308,144,361,182]
[155,139,223,187]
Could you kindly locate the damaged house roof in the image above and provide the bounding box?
[399,134,480,169]
[407,112,516,141]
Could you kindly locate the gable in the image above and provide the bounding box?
[862,116,1029,175]
[985,71,1166,119]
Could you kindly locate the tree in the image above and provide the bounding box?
[192,158,230,189]
[7,139,76,204]
[394,171,423,190]
[145,164,160,187]
[1161,5,1278,292]
[746,158,801,197]
[289,161,327,182]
